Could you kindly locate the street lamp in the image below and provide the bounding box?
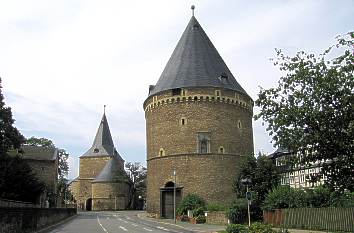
[241,177,252,226]
[173,170,176,223]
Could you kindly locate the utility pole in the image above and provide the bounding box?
[173,170,176,223]
[241,177,252,226]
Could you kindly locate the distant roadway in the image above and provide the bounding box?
[47,210,218,233]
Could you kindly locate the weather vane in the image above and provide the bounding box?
[191,5,195,17]
[104,105,106,114]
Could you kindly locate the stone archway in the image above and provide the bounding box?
[86,198,92,211]
[160,182,182,218]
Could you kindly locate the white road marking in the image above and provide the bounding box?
[157,226,170,231]
[97,215,108,233]
[143,227,153,231]
[119,226,128,231]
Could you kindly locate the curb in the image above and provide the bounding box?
[35,214,78,233]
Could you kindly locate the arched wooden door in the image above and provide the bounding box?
[86,198,92,211]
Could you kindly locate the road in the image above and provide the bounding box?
[48,211,223,233]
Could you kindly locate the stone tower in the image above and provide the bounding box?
[144,15,254,218]
[70,112,130,211]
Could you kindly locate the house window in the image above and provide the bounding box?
[94,148,99,153]
[215,90,220,96]
[197,132,210,154]
[218,146,225,154]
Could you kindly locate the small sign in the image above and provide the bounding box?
[246,191,252,201]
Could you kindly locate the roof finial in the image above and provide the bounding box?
[191,5,195,17]
[104,105,106,114]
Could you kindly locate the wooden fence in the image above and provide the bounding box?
[264,207,354,232]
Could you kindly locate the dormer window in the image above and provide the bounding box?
[94,148,99,153]
[218,73,229,84]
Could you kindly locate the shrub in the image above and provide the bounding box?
[177,194,206,216]
[195,215,206,224]
[226,224,248,233]
[207,202,229,211]
[227,199,247,224]
[263,185,354,210]
[248,222,275,233]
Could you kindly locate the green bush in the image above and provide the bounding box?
[177,194,206,216]
[207,202,229,211]
[248,222,275,233]
[195,215,206,224]
[263,185,354,210]
[227,199,247,224]
[226,224,248,233]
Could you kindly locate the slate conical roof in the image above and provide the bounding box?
[93,156,126,183]
[149,16,248,96]
[82,113,121,158]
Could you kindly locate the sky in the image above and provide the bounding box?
[1,0,353,180]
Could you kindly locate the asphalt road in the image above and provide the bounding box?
[48,211,218,233]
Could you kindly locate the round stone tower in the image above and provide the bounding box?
[144,15,254,218]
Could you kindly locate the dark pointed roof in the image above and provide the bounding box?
[149,16,248,96]
[93,156,126,183]
[82,113,122,159]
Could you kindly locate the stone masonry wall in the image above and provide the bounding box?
[145,88,253,160]
[27,160,57,194]
[92,182,130,210]
[79,156,112,179]
[145,87,254,216]
[147,154,241,216]
[0,207,76,233]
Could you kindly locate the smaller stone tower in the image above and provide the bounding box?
[70,111,130,210]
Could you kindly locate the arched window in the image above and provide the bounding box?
[159,148,165,156]
[197,132,210,154]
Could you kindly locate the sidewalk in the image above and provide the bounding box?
[137,212,226,233]
[278,229,328,233]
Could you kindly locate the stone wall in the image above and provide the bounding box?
[0,207,76,233]
[145,87,253,216]
[145,87,253,160]
[27,159,57,194]
[205,211,229,225]
[79,156,112,179]
[92,182,130,210]
[147,154,241,216]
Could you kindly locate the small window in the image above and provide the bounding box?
[197,132,211,154]
[181,117,186,126]
[181,89,186,96]
[215,90,220,96]
[238,120,242,129]
[159,148,165,156]
[218,146,224,154]
[172,88,181,96]
[94,148,99,153]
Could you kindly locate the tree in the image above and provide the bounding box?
[0,78,25,155]
[25,137,69,178]
[234,154,279,218]
[255,32,354,192]
[125,162,147,209]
